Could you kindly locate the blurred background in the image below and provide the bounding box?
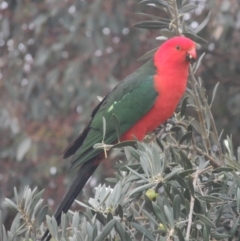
[0,0,240,227]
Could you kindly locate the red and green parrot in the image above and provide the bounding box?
[42,36,196,241]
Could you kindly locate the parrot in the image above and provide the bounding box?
[41,36,196,241]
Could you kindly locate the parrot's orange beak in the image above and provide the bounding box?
[186,48,196,63]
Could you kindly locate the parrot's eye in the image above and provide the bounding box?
[176,45,181,50]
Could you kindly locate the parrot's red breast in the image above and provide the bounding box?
[121,36,196,140]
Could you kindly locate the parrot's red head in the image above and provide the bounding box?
[154,36,196,67]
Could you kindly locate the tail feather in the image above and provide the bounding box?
[41,156,101,241]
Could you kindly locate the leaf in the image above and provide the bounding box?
[178,169,196,177]
[229,217,239,240]
[112,114,121,142]
[187,176,195,196]
[5,198,18,213]
[139,0,169,8]
[142,209,159,226]
[211,233,230,239]
[195,214,215,228]
[176,227,185,241]
[237,188,240,213]
[131,222,155,241]
[160,29,175,38]
[180,4,197,13]
[212,167,233,173]
[138,48,158,61]
[193,52,205,74]
[152,202,168,228]
[102,117,106,141]
[46,216,58,239]
[134,21,169,29]
[176,0,182,9]
[94,219,116,241]
[115,221,126,240]
[198,195,223,203]
[164,205,174,228]
[179,132,192,145]
[173,195,181,220]
[195,11,211,34]
[110,141,137,150]
[16,137,32,161]
[180,96,188,117]
[35,205,48,226]
[210,82,220,107]
[129,183,155,196]
[163,167,183,181]
[183,32,207,44]
[179,151,192,169]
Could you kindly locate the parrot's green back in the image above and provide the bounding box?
[64,59,158,169]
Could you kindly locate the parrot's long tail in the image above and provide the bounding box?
[41,156,101,241]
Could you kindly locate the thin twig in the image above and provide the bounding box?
[185,166,211,240]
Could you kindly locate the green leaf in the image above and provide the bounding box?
[179,151,192,169]
[180,4,197,13]
[210,82,220,107]
[46,216,58,239]
[142,209,159,226]
[173,195,181,220]
[176,0,182,9]
[195,214,215,228]
[237,188,240,213]
[176,227,185,241]
[138,48,158,61]
[180,96,188,117]
[187,176,195,196]
[152,202,168,227]
[129,183,155,196]
[212,167,233,173]
[109,141,137,150]
[139,0,169,8]
[178,169,196,177]
[195,11,211,34]
[115,221,126,241]
[183,32,207,44]
[5,198,18,213]
[131,222,155,241]
[179,132,192,145]
[163,167,183,181]
[211,233,230,239]
[134,21,169,29]
[94,219,116,241]
[193,52,205,74]
[229,217,239,240]
[203,225,210,240]
[198,195,223,203]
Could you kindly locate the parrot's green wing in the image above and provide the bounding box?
[64,59,158,169]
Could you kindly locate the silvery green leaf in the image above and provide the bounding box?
[94,219,116,241]
[5,198,18,213]
[180,4,197,13]
[46,216,58,239]
[195,214,215,228]
[131,222,155,241]
[16,137,32,161]
[164,205,174,228]
[115,221,126,240]
[129,183,154,196]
